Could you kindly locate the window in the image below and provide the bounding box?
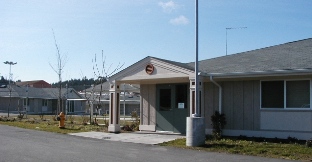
[42,99,48,106]
[261,80,310,109]
[176,84,188,109]
[261,81,284,108]
[286,80,310,108]
[67,101,75,112]
[159,89,171,111]
[23,98,29,106]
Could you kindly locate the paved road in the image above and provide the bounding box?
[0,125,295,162]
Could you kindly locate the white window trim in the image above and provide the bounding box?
[260,79,312,110]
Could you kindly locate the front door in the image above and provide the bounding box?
[156,84,189,134]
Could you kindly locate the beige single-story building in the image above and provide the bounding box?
[106,38,312,140]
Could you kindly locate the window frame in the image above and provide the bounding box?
[260,79,311,110]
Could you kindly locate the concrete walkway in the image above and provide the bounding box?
[69,131,184,145]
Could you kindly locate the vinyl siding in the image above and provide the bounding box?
[141,84,156,125]
[205,80,260,130]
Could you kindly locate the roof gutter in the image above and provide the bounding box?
[209,75,222,113]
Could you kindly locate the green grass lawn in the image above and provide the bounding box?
[0,114,139,134]
[160,137,312,161]
[0,115,108,134]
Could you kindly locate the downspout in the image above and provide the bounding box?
[210,76,222,113]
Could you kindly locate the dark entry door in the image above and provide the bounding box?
[156,84,189,134]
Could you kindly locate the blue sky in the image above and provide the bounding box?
[1,0,311,84]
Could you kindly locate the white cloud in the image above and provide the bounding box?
[169,15,189,25]
[158,1,178,13]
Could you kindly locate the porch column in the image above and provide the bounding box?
[187,77,205,146]
[108,82,121,133]
[189,78,204,116]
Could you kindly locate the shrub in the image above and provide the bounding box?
[131,110,139,122]
[0,116,13,122]
[120,110,140,132]
[103,120,108,128]
[17,112,24,119]
[52,115,57,121]
[80,115,89,125]
[67,115,74,124]
[306,139,312,147]
[287,136,299,144]
[122,125,132,131]
[211,111,226,140]
[39,114,44,120]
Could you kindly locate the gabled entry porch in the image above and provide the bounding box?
[106,56,197,134]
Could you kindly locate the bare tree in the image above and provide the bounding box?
[49,29,67,115]
[91,50,124,124]
[79,71,94,124]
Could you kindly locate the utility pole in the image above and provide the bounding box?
[194,0,199,117]
[226,27,247,56]
[90,84,94,124]
[3,61,17,85]
[26,84,28,118]
[4,61,17,117]
[186,0,205,147]
[123,83,126,124]
[66,83,68,117]
[8,85,12,117]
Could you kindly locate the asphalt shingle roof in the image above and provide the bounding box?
[108,38,312,81]
[0,85,82,99]
[186,38,312,74]
[84,82,140,92]
[150,38,312,75]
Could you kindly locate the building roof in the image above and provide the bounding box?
[83,82,140,92]
[0,85,83,99]
[106,38,312,82]
[187,38,312,75]
[148,38,312,77]
[150,56,194,71]
[16,80,48,85]
[16,80,52,88]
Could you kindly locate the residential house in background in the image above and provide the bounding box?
[0,84,86,114]
[16,80,52,88]
[105,38,312,140]
[80,82,140,116]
